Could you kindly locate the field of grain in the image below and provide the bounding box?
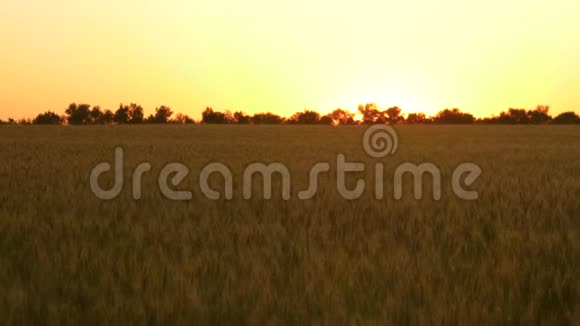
[0,125,578,324]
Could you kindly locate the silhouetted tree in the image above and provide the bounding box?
[433,108,474,124]
[88,106,103,124]
[552,111,579,124]
[406,113,430,124]
[14,100,580,127]
[528,105,551,124]
[386,106,402,124]
[509,108,529,124]
[96,110,114,124]
[233,111,251,124]
[65,103,92,125]
[288,110,322,124]
[494,111,514,124]
[251,112,285,124]
[114,105,130,124]
[328,108,356,125]
[18,118,32,125]
[172,113,195,124]
[319,115,333,125]
[128,103,144,124]
[112,103,144,124]
[202,107,234,124]
[480,106,551,124]
[356,103,404,124]
[33,111,62,125]
[358,103,382,124]
[148,106,174,123]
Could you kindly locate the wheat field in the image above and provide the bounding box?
[0,125,578,324]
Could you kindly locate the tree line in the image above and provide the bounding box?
[1,102,579,126]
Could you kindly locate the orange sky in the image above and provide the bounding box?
[1,0,579,120]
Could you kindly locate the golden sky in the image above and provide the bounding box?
[1,0,579,120]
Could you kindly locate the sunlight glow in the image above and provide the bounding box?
[0,0,579,119]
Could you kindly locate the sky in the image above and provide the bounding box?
[1,0,579,120]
